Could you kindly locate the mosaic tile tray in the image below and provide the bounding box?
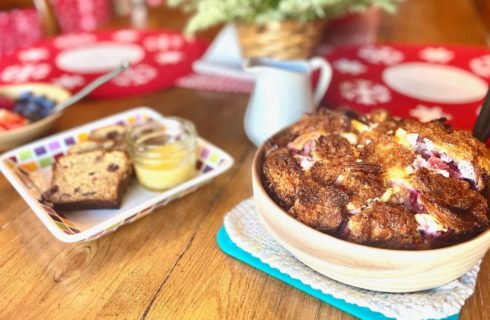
[0,107,234,242]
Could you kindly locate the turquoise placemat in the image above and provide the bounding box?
[217,226,459,320]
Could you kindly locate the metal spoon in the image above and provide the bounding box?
[52,60,131,114]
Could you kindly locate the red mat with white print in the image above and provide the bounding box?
[0,29,208,98]
[323,44,490,130]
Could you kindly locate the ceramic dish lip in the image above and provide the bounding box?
[252,144,490,256]
[0,107,235,243]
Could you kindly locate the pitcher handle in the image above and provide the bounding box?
[309,57,332,106]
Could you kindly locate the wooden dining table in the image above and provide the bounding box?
[1,0,489,319]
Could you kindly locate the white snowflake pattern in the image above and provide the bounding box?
[358,46,404,65]
[340,80,391,105]
[409,105,453,122]
[155,51,184,65]
[112,64,157,87]
[419,47,454,64]
[0,63,51,83]
[52,74,85,90]
[333,59,367,75]
[469,54,490,78]
[143,34,184,52]
[18,48,50,62]
[113,30,140,42]
[54,33,97,49]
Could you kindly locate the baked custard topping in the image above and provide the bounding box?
[262,109,490,249]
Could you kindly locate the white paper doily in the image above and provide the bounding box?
[224,198,480,320]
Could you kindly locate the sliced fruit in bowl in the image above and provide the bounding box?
[0,109,28,131]
[0,83,70,151]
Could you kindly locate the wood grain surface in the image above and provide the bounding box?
[1,0,489,319]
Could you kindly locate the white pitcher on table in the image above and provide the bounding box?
[244,57,332,146]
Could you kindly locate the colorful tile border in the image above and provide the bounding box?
[9,113,155,173]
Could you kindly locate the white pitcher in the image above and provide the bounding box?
[244,57,332,146]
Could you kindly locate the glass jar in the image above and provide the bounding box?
[128,117,197,191]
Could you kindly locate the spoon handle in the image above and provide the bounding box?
[53,61,131,114]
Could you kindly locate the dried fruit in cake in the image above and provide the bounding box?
[42,150,132,210]
[90,125,127,141]
[261,109,490,249]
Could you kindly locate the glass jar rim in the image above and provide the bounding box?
[128,117,197,154]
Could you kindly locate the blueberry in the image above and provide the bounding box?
[40,98,55,110]
[13,102,26,114]
[45,99,55,109]
[26,102,39,112]
[18,91,32,101]
[33,96,44,105]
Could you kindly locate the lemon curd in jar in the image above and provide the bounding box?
[129,118,197,191]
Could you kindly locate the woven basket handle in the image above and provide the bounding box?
[309,57,332,106]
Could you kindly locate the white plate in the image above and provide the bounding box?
[0,107,234,242]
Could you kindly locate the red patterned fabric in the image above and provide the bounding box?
[0,29,208,98]
[323,44,490,130]
[51,0,112,33]
[0,9,43,58]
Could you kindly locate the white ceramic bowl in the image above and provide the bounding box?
[252,145,490,292]
[0,83,70,151]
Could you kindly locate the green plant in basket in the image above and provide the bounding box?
[168,0,401,35]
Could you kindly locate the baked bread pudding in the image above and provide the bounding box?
[261,109,490,249]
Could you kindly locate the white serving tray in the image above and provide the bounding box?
[0,107,234,242]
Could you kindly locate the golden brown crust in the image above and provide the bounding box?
[338,162,386,211]
[289,181,347,232]
[346,202,422,249]
[312,135,356,160]
[262,148,303,209]
[401,118,490,190]
[264,110,352,152]
[261,108,490,250]
[310,160,344,186]
[362,136,414,168]
[414,168,489,231]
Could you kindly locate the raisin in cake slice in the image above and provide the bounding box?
[42,150,132,210]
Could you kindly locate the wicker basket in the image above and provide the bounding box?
[236,20,325,60]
